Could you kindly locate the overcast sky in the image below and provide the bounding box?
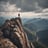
[0,0,48,18]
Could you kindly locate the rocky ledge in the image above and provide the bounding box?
[0,16,34,48]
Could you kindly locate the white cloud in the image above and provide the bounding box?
[0,4,48,19]
[0,2,21,12]
[0,11,48,18]
[42,8,48,13]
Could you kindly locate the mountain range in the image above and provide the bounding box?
[23,18,48,32]
[23,18,48,47]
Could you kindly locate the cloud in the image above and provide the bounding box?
[0,0,43,12]
[0,2,21,12]
[0,0,48,12]
[37,0,48,8]
[0,11,48,19]
[0,0,48,19]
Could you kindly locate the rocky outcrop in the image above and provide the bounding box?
[0,17,34,48]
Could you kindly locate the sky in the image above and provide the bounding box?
[0,0,48,18]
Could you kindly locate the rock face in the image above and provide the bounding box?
[0,17,34,48]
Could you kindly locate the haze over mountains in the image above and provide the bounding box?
[24,18,48,32]
[23,18,48,47]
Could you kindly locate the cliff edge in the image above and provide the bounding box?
[0,16,34,48]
